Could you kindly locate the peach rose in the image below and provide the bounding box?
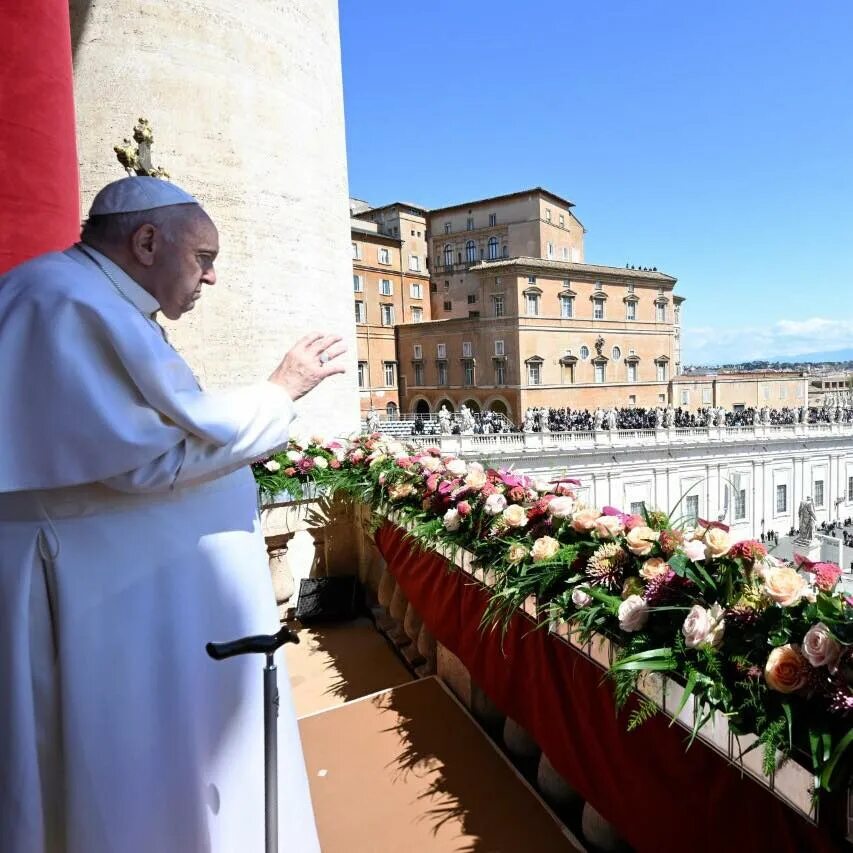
[764,644,808,693]
[507,543,529,564]
[571,508,600,532]
[639,557,669,580]
[464,469,488,490]
[625,526,659,556]
[594,515,624,539]
[763,565,807,608]
[502,504,528,528]
[531,536,560,562]
[704,527,730,559]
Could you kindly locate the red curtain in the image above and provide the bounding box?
[0,0,79,275]
[376,523,845,853]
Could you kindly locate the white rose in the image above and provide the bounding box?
[443,508,461,531]
[464,469,488,490]
[313,456,328,469]
[286,450,303,463]
[466,461,485,475]
[704,527,730,559]
[263,459,281,472]
[618,595,649,632]
[446,458,467,477]
[333,448,346,462]
[548,496,575,519]
[501,504,528,528]
[572,587,592,607]
[533,478,552,494]
[682,539,707,562]
[530,536,560,562]
[419,456,442,472]
[484,493,508,516]
[802,622,842,672]
[682,603,725,649]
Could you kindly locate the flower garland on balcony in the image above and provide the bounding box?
[253,433,853,796]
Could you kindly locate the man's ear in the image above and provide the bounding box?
[130,223,157,267]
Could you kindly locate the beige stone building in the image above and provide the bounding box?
[351,203,431,418]
[398,258,679,421]
[671,371,809,410]
[808,371,853,407]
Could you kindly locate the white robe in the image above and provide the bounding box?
[0,247,320,852]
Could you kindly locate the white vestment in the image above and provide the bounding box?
[0,247,320,852]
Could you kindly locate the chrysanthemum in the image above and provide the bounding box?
[586,542,627,590]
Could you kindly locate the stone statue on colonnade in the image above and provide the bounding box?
[796,496,817,544]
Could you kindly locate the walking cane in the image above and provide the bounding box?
[206,625,300,853]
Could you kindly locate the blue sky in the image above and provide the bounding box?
[339,1,853,365]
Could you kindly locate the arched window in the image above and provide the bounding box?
[487,237,499,260]
[466,240,477,263]
[579,345,590,360]
[385,402,398,418]
[612,346,622,360]
[444,244,453,267]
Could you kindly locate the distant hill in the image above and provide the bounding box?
[686,351,853,372]
[780,348,853,364]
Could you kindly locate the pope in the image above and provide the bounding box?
[0,176,342,852]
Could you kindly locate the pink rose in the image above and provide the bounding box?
[763,565,807,608]
[571,508,600,532]
[456,500,472,517]
[682,539,707,562]
[594,515,624,539]
[802,622,841,672]
[764,645,808,693]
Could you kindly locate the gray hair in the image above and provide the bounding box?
[80,203,201,247]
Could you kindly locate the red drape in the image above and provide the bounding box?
[0,0,79,275]
[376,523,845,853]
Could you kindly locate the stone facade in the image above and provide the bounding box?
[671,371,809,410]
[69,0,359,435]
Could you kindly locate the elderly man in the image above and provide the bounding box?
[0,177,341,852]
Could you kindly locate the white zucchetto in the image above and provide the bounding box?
[89,176,198,216]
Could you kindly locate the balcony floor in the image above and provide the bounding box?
[286,619,582,852]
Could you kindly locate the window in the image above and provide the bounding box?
[814,480,825,508]
[444,244,453,267]
[351,242,361,260]
[495,340,505,356]
[656,361,668,382]
[380,304,395,325]
[559,214,565,228]
[544,208,551,222]
[502,244,509,257]
[630,501,645,516]
[628,394,636,406]
[526,293,540,316]
[493,295,505,317]
[593,297,605,320]
[378,247,390,265]
[437,343,446,358]
[627,282,635,293]
[848,475,853,502]
[443,300,452,311]
[681,389,690,405]
[463,360,475,385]
[685,495,699,523]
[353,274,363,292]
[409,255,420,271]
[413,344,423,359]
[413,363,424,385]
[437,362,448,385]
[579,345,590,360]
[466,241,476,263]
[594,363,605,383]
[658,394,666,404]
[627,362,638,383]
[383,362,396,386]
[467,216,474,230]
[561,247,569,260]
[357,361,367,388]
[528,276,536,284]
[612,346,622,360]
[467,293,477,304]
[386,402,398,418]
[734,489,747,520]
[379,279,392,296]
[656,303,666,322]
[495,363,506,385]
[462,341,473,357]
[546,241,554,259]
[527,362,541,385]
[354,300,366,324]
[776,484,788,514]
[702,388,712,404]
[410,282,422,299]
[560,295,574,318]
[430,282,437,293]
[468,310,480,318]
[488,213,497,226]
[487,236,499,259]
[444,222,451,234]
[675,306,680,325]
[411,307,423,322]
[626,301,636,321]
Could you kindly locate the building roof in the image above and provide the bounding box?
[676,370,806,380]
[354,201,429,218]
[429,187,575,215]
[350,221,402,244]
[471,256,678,284]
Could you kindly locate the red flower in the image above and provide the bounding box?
[526,497,552,521]
[329,459,341,470]
[658,529,684,557]
[813,562,842,592]
[508,486,526,503]
[481,481,497,496]
[457,501,472,516]
[728,540,768,563]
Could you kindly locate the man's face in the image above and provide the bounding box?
[153,210,219,320]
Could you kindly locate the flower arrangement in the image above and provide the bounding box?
[251,435,345,502]
[254,433,853,795]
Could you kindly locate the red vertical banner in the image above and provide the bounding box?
[0,0,80,275]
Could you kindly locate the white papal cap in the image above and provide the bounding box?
[89,176,198,216]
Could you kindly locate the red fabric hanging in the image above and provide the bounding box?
[376,522,846,853]
[0,0,79,275]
